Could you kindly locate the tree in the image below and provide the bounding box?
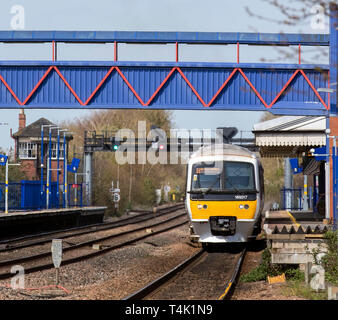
[0,148,28,182]
[246,1,336,64]
[246,1,334,27]
[60,110,186,216]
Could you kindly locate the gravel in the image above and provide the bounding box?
[0,224,200,300]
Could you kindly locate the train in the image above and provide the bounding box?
[185,143,264,246]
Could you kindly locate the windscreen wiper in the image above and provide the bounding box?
[223,176,248,195]
[188,188,258,195]
[187,189,209,194]
[204,189,259,194]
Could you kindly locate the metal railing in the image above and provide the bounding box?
[0,181,83,212]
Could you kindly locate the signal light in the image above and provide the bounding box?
[159,144,165,150]
[111,137,121,151]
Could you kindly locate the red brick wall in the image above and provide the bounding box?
[19,159,65,182]
[51,160,65,182]
[20,160,38,180]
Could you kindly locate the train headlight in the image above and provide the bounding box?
[239,204,250,209]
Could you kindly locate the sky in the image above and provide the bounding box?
[0,0,330,151]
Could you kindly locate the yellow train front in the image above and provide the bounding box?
[186,144,264,244]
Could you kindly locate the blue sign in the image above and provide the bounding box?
[0,154,8,166]
[67,158,81,173]
[314,146,327,161]
[289,158,303,174]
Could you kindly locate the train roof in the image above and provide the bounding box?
[189,143,256,160]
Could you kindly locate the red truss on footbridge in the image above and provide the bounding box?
[0,30,333,115]
[0,65,329,111]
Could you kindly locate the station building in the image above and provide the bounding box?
[10,109,73,181]
[253,115,326,215]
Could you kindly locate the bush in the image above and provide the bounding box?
[139,178,156,206]
[241,249,305,283]
[313,230,338,285]
[241,249,280,282]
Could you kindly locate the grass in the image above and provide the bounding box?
[240,248,329,300]
[240,249,301,283]
[282,280,327,300]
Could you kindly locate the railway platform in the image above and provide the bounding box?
[263,210,329,265]
[0,206,106,240]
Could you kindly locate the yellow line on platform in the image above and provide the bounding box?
[286,211,301,228]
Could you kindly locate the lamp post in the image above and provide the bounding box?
[72,146,84,208]
[63,131,74,208]
[57,129,67,208]
[0,155,20,214]
[46,126,59,209]
[41,124,57,209]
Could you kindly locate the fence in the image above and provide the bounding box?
[0,182,21,211]
[280,188,303,211]
[279,187,318,211]
[0,180,83,212]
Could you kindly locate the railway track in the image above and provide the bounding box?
[0,203,184,252]
[0,205,187,280]
[124,246,246,300]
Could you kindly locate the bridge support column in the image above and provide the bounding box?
[329,4,338,225]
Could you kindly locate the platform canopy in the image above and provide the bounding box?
[253,116,326,157]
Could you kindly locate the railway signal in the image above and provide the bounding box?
[151,141,166,151]
[111,137,121,151]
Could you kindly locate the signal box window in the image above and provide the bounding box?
[51,143,64,159]
[19,142,37,159]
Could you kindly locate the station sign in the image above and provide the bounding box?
[0,154,8,166]
[289,158,303,174]
[113,193,121,203]
[67,158,81,173]
[314,146,327,161]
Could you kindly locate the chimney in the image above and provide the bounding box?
[19,108,26,130]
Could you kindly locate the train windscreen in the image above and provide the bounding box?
[191,161,255,192]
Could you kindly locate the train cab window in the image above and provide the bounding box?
[191,162,222,190]
[224,162,255,191]
[191,161,255,192]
